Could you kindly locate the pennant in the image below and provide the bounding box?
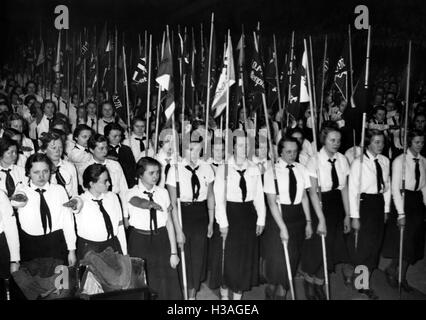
[211,35,236,118]
[300,49,310,103]
[36,39,45,66]
[334,41,349,101]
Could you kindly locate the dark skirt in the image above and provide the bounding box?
[181,201,208,291]
[0,232,10,279]
[77,236,122,261]
[128,227,182,300]
[347,193,385,271]
[206,222,223,289]
[223,201,259,292]
[263,204,306,289]
[19,229,68,264]
[382,190,426,264]
[301,190,349,275]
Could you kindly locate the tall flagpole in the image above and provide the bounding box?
[287,31,295,128]
[319,35,328,130]
[204,13,214,159]
[309,36,317,122]
[145,34,152,157]
[114,26,118,94]
[122,45,131,135]
[154,32,165,154]
[304,38,329,300]
[399,40,411,299]
[273,34,284,136]
[255,32,295,300]
[348,25,354,94]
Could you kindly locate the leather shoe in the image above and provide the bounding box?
[314,284,327,300]
[358,289,379,300]
[303,280,317,300]
[265,286,276,300]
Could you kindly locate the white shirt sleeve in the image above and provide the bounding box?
[391,156,404,214]
[348,158,361,218]
[252,168,266,226]
[59,188,77,251]
[213,165,228,228]
[0,191,20,261]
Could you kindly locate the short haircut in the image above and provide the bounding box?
[39,131,63,151]
[373,105,387,115]
[0,137,19,158]
[6,113,24,128]
[25,152,54,177]
[278,136,300,157]
[136,156,161,179]
[104,122,124,139]
[131,117,144,128]
[73,124,93,141]
[365,129,385,146]
[88,134,108,150]
[408,129,425,147]
[24,95,36,106]
[83,163,109,189]
[51,117,71,135]
[319,125,341,145]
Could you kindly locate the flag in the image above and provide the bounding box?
[156,33,175,120]
[300,49,310,103]
[235,34,245,107]
[287,51,301,120]
[36,39,45,66]
[248,40,265,113]
[200,28,217,93]
[132,56,148,84]
[88,51,97,89]
[112,94,123,109]
[265,48,278,108]
[211,35,236,118]
[53,31,62,78]
[334,41,349,101]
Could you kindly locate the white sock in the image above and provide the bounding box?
[233,292,242,300]
[220,287,229,300]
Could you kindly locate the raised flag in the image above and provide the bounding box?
[53,31,62,78]
[334,41,349,101]
[300,49,309,103]
[211,36,236,118]
[156,32,175,120]
[36,39,45,66]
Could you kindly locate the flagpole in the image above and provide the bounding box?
[348,25,354,93]
[138,33,142,56]
[191,27,196,119]
[304,38,329,300]
[319,35,328,130]
[399,40,411,298]
[255,32,295,300]
[273,34,284,136]
[309,36,317,125]
[114,26,118,94]
[145,34,152,157]
[154,32,165,154]
[239,27,248,130]
[287,31,295,128]
[166,24,189,301]
[204,12,214,159]
[365,26,371,89]
[122,45,131,135]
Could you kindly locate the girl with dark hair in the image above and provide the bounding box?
[0,137,26,197]
[125,157,182,300]
[39,131,78,198]
[7,113,35,158]
[72,163,127,260]
[300,125,351,300]
[213,135,266,300]
[2,128,27,168]
[166,138,215,300]
[347,129,390,299]
[263,137,313,300]
[382,130,426,292]
[13,153,76,265]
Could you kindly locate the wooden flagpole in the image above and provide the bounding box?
[304,38,329,300]
[273,34,284,136]
[319,35,328,130]
[399,40,411,298]
[256,31,295,300]
[287,31,295,128]
[154,32,165,154]
[145,34,152,157]
[122,45,131,135]
[204,13,214,159]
